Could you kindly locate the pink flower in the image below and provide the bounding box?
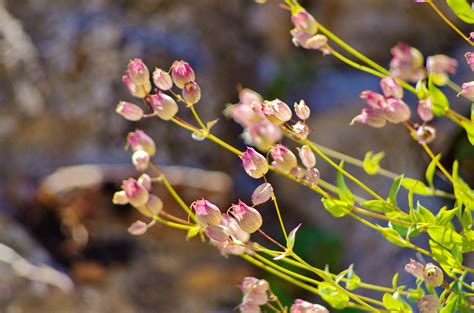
[127,130,156,156]
[251,183,273,206]
[241,147,269,179]
[170,60,195,88]
[292,121,310,139]
[304,168,320,186]
[297,145,316,169]
[131,150,150,171]
[384,98,411,123]
[415,125,436,144]
[458,81,474,97]
[291,9,318,35]
[350,107,387,128]
[239,88,263,107]
[128,220,148,235]
[191,199,222,226]
[417,295,440,313]
[152,68,173,90]
[148,92,179,120]
[380,77,403,99]
[245,120,283,152]
[294,100,310,120]
[116,101,144,121]
[417,98,433,122]
[389,43,425,82]
[122,178,149,208]
[271,144,298,173]
[182,81,201,105]
[405,258,424,279]
[465,52,474,71]
[127,58,150,85]
[423,263,443,287]
[426,54,458,76]
[290,299,329,313]
[240,277,270,309]
[262,99,292,125]
[360,91,387,109]
[229,200,263,233]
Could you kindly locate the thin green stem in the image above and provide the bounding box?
[271,189,288,241]
[151,215,194,231]
[190,105,208,130]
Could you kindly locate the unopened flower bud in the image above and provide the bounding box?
[122,178,149,208]
[113,190,128,205]
[290,28,312,48]
[417,98,433,122]
[415,125,436,144]
[221,214,250,243]
[241,147,269,179]
[405,258,424,280]
[239,303,261,313]
[230,201,263,233]
[116,101,144,121]
[262,99,292,125]
[148,91,178,120]
[305,34,328,50]
[360,91,387,109]
[137,173,152,191]
[297,145,316,169]
[128,220,148,235]
[291,9,317,35]
[423,263,443,287]
[290,299,329,313]
[251,183,273,205]
[123,74,149,98]
[127,130,156,156]
[171,60,195,88]
[245,120,282,152]
[183,81,201,105]
[380,77,403,99]
[465,52,474,71]
[426,55,458,76]
[240,277,270,295]
[389,43,425,82]
[132,150,150,171]
[271,144,298,173]
[290,166,306,179]
[304,167,320,186]
[144,194,163,216]
[292,121,310,139]
[350,107,387,128]
[417,295,440,313]
[127,58,150,85]
[205,225,229,242]
[458,81,474,97]
[294,100,310,120]
[191,199,222,227]
[239,88,263,106]
[384,98,411,123]
[152,68,173,90]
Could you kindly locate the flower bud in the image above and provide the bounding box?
[389,43,425,82]
[405,258,424,280]
[290,28,312,48]
[360,91,387,109]
[131,150,150,172]
[182,81,201,105]
[148,91,179,120]
[350,107,387,128]
[290,166,306,179]
[458,81,474,97]
[116,101,144,121]
[205,225,229,242]
[291,9,317,35]
[465,52,474,71]
[221,214,250,243]
[417,295,440,313]
[262,99,292,125]
[426,55,458,76]
[415,125,436,144]
[384,98,411,123]
[292,121,310,139]
[127,58,150,85]
[122,178,149,208]
[423,263,443,287]
[128,220,148,235]
[417,98,433,122]
[239,88,263,106]
[228,103,261,128]
[240,277,270,296]
[123,74,148,98]
[245,120,282,152]
[152,68,173,90]
[137,173,152,191]
[171,60,195,88]
[290,299,329,313]
[239,303,261,313]
[251,183,273,206]
[305,34,328,50]
[144,194,163,216]
[241,147,269,179]
[304,168,320,186]
[127,130,156,156]
[230,200,263,233]
[191,199,222,227]
[294,100,310,120]
[271,144,298,173]
[113,190,128,205]
[380,77,403,99]
[297,145,316,169]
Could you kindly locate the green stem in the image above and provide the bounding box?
[151,215,194,230]
[190,105,208,130]
[271,189,288,241]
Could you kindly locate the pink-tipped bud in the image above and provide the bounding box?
[290,28,312,48]
[113,190,129,205]
[290,299,329,313]
[123,74,148,98]
[423,263,443,287]
[384,98,411,123]
[380,77,403,99]
[417,295,440,313]
[245,120,283,152]
[465,52,474,71]
[291,9,318,35]
[240,277,270,296]
[415,125,436,144]
[241,147,269,179]
[290,166,306,179]
[271,144,298,174]
[458,81,474,97]
[389,43,425,82]
[191,199,222,227]
[171,60,195,88]
[137,173,152,191]
[405,258,424,280]
[182,81,201,105]
[262,99,292,125]
[305,34,328,50]
[230,201,263,233]
[152,68,173,90]
[148,92,178,120]
[350,107,387,128]
[360,91,387,109]
[294,100,310,120]
[251,183,273,206]
[297,145,316,169]
[426,55,458,76]
[304,168,320,186]
[127,130,156,156]
[292,121,310,139]
[127,58,150,85]
[122,178,149,208]
[131,150,150,172]
[128,220,148,235]
[116,101,144,121]
[417,98,433,122]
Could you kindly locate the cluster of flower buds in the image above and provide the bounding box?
[290,8,330,54]
[405,259,444,287]
[290,299,329,313]
[239,277,270,313]
[351,77,411,128]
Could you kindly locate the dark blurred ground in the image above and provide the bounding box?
[0,0,473,312]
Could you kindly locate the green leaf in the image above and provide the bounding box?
[460,120,474,145]
[186,225,201,240]
[286,223,301,251]
[425,153,441,188]
[389,175,404,208]
[382,293,412,312]
[336,161,355,205]
[362,199,393,213]
[428,74,449,116]
[416,80,428,99]
[461,207,472,230]
[318,282,349,309]
[452,161,474,209]
[321,198,351,218]
[446,0,474,24]
[391,272,399,290]
[407,287,425,302]
[401,178,434,196]
[435,206,459,226]
[376,226,408,247]
[363,151,385,175]
[429,240,461,272]
[345,264,361,290]
[440,293,458,313]
[427,226,468,251]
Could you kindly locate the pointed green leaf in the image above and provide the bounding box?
[363,151,385,175]
[382,293,412,312]
[336,161,355,205]
[446,0,474,23]
[377,226,408,247]
[186,225,201,240]
[440,293,458,313]
[460,120,474,145]
[428,74,449,116]
[318,282,349,309]
[401,178,434,196]
[389,175,404,208]
[461,207,472,231]
[435,206,459,226]
[345,264,361,290]
[286,223,301,251]
[429,240,461,272]
[391,272,399,290]
[425,153,441,188]
[321,198,351,218]
[362,199,393,213]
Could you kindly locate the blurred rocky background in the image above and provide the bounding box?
[0,0,473,312]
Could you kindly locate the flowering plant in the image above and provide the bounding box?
[113,1,474,312]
